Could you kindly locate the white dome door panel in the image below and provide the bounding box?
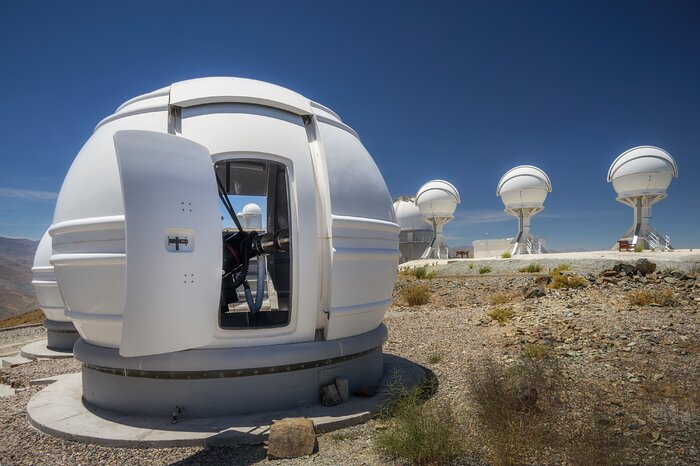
[114,130,222,357]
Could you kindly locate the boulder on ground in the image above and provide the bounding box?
[523,287,546,299]
[635,258,656,276]
[267,418,317,459]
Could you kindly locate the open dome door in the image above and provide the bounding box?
[114,130,222,357]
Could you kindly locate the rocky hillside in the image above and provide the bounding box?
[0,236,39,320]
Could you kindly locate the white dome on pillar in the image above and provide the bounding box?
[608,146,678,250]
[496,165,551,255]
[241,203,263,230]
[414,180,460,259]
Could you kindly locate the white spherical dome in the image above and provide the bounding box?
[48,77,398,357]
[497,165,552,209]
[607,146,678,198]
[32,231,69,322]
[393,197,429,231]
[241,203,263,230]
[415,180,460,219]
[242,203,262,215]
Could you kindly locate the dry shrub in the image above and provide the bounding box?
[469,358,626,466]
[501,252,512,258]
[522,343,549,359]
[563,417,625,466]
[490,293,512,305]
[487,307,515,325]
[375,376,463,465]
[519,263,543,273]
[401,284,431,306]
[0,309,44,329]
[627,289,675,306]
[550,273,587,289]
[469,359,554,466]
[550,263,571,275]
[427,352,443,364]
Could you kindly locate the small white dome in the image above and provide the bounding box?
[607,146,678,198]
[497,165,551,209]
[393,197,429,231]
[415,180,460,219]
[242,203,262,215]
[241,203,263,230]
[32,231,69,322]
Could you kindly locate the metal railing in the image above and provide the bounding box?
[646,228,671,251]
[525,238,543,255]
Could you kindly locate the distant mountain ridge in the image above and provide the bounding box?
[0,236,39,320]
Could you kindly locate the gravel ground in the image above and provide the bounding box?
[0,326,45,357]
[0,257,698,465]
[403,249,700,276]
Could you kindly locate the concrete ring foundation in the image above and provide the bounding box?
[74,324,389,418]
[43,319,79,352]
[20,340,73,359]
[27,353,426,447]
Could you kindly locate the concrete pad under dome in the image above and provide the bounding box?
[21,339,73,360]
[27,354,425,447]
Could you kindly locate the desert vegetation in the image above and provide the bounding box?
[519,263,543,273]
[400,283,431,306]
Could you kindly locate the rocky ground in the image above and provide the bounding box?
[0,258,698,465]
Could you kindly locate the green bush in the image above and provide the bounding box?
[550,263,571,275]
[376,377,463,464]
[501,252,512,259]
[634,244,644,252]
[550,273,587,289]
[479,266,492,274]
[519,263,543,273]
[487,307,515,324]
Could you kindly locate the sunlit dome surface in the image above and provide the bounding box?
[607,146,678,198]
[415,180,460,218]
[241,203,263,230]
[393,198,429,231]
[32,231,69,323]
[497,165,552,209]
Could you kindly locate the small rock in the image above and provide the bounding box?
[267,418,317,459]
[320,383,343,406]
[523,287,545,299]
[335,378,349,402]
[663,277,676,284]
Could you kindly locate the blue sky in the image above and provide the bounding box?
[0,1,698,250]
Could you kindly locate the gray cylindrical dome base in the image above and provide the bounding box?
[44,319,79,352]
[75,324,388,418]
